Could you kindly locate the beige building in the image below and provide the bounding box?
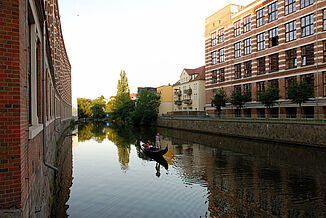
[157,85,173,115]
[173,66,206,112]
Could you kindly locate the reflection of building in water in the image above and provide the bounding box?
[160,129,326,217]
[159,136,175,165]
[72,131,78,147]
[117,146,130,171]
[52,136,73,217]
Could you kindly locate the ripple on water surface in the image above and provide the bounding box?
[58,125,326,218]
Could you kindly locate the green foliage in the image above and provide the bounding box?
[133,90,161,126]
[230,89,251,109]
[258,87,280,108]
[110,94,135,127]
[287,80,314,107]
[92,95,106,105]
[91,122,108,143]
[78,123,93,142]
[211,89,228,117]
[117,70,130,96]
[77,98,93,118]
[69,119,76,130]
[91,103,106,119]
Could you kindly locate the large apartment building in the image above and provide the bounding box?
[173,66,206,112]
[205,0,326,118]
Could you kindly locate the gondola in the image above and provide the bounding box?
[140,141,168,156]
[139,142,169,170]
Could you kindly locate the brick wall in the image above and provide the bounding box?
[0,0,72,215]
[205,0,326,116]
[0,0,22,208]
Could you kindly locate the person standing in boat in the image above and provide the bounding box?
[155,133,160,149]
[155,163,161,178]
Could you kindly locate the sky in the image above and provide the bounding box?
[58,0,254,100]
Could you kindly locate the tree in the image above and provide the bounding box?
[110,94,135,126]
[258,87,280,118]
[132,90,160,126]
[92,95,106,105]
[77,98,93,118]
[91,103,106,119]
[287,80,314,116]
[108,71,134,126]
[230,89,251,115]
[211,89,228,118]
[117,70,130,96]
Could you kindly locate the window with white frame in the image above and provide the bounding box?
[218,28,224,43]
[269,27,279,47]
[29,22,41,126]
[323,41,326,62]
[212,51,217,65]
[268,2,278,22]
[244,38,251,55]
[285,0,296,15]
[323,72,326,96]
[234,20,241,36]
[269,79,279,89]
[256,8,265,27]
[219,68,225,82]
[257,32,265,51]
[243,83,252,99]
[301,0,313,8]
[286,20,296,42]
[219,48,225,63]
[234,42,241,58]
[257,57,266,74]
[234,64,241,79]
[243,15,251,33]
[324,9,326,31]
[286,48,297,69]
[244,61,252,77]
[212,70,217,83]
[270,53,279,72]
[301,14,314,37]
[211,32,217,46]
[257,81,266,96]
[302,44,314,66]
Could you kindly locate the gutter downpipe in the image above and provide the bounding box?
[43,20,58,172]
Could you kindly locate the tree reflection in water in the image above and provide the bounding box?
[57,123,326,217]
[78,122,160,172]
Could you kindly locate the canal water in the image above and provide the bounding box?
[53,122,326,217]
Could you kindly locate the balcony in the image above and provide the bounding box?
[174,100,182,106]
[174,89,182,97]
[183,99,192,105]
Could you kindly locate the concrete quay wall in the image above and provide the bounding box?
[157,117,326,147]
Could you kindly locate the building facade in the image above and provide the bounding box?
[157,85,173,115]
[173,66,206,112]
[0,0,72,217]
[205,0,326,119]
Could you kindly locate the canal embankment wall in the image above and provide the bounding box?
[157,117,326,147]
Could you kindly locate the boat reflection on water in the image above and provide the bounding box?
[54,122,326,217]
[136,142,169,177]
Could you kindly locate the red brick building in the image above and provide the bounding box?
[205,0,326,119]
[0,0,72,216]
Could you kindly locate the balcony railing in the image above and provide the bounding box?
[183,99,192,105]
[174,100,182,106]
[174,89,182,96]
